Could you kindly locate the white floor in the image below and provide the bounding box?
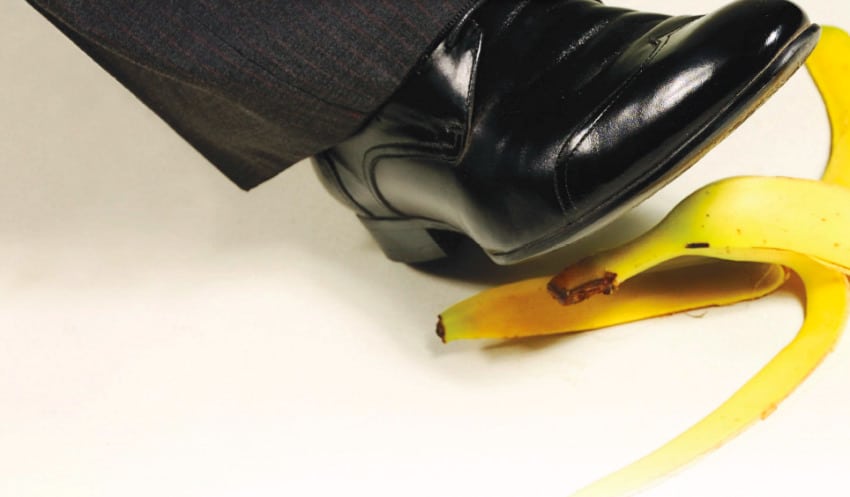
[2,1,849,496]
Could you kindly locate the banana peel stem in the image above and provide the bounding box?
[547,271,618,305]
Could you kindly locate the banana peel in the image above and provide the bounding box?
[438,261,786,342]
[438,25,850,497]
[547,176,850,303]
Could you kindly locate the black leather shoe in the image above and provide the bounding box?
[312,0,819,265]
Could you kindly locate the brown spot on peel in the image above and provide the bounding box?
[761,403,778,420]
[686,242,711,249]
[548,271,618,305]
[436,316,446,343]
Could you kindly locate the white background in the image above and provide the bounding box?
[2,1,849,496]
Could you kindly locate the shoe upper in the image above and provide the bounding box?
[317,0,814,261]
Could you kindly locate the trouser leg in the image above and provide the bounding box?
[26,0,475,189]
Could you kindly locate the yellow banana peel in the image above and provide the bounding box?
[439,261,786,342]
[438,25,850,497]
[547,175,850,302]
[809,26,850,185]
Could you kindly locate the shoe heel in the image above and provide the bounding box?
[359,216,463,263]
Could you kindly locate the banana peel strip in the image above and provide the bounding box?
[809,27,850,184]
[439,261,786,342]
[438,25,850,497]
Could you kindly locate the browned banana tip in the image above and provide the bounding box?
[547,271,618,305]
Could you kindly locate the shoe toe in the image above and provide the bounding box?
[558,0,816,214]
[694,0,810,57]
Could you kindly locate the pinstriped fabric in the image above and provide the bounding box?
[26,0,474,189]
